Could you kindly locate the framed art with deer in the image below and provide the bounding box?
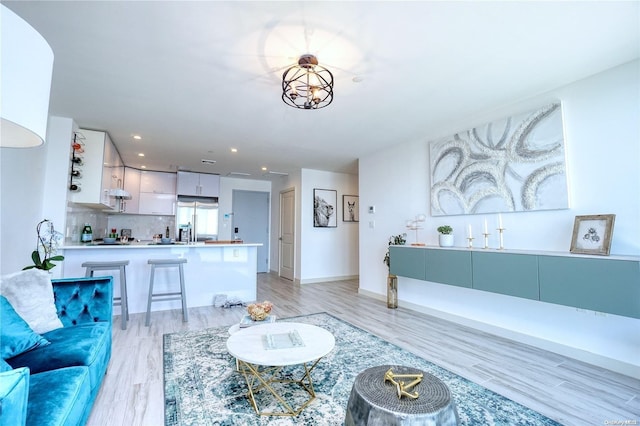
[343,195,359,222]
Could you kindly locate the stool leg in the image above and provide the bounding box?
[119,266,128,330]
[145,265,155,326]
[179,264,188,322]
[85,269,93,278]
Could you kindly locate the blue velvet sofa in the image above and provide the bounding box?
[0,276,113,426]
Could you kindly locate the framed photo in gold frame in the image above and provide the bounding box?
[570,214,615,256]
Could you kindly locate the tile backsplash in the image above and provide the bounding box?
[108,214,175,241]
[66,204,174,242]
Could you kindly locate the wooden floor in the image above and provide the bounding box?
[88,273,639,426]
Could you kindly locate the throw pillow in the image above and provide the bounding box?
[0,269,63,334]
[1,296,50,359]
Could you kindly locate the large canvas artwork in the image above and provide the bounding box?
[430,103,568,216]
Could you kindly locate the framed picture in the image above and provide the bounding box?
[313,189,337,228]
[342,195,359,222]
[570,214,615,256]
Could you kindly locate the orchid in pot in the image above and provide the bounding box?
[23,219,64,271]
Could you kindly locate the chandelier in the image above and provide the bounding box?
[282,54,334,110]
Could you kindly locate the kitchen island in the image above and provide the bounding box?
[61,242,261,315]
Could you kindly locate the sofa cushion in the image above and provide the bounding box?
[5,322,111,393]
[27,367,91,426]
[0,366,30,426]
[0,269,63,334]
[1,296,49,359]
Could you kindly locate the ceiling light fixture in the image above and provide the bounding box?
[282,54,334,110]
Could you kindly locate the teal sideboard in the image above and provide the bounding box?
[389,246,640,319]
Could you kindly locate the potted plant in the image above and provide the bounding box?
[23,219,64,271]
[437,225,454,247]
[383,233,406,309]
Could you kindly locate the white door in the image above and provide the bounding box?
[279,188,295,281]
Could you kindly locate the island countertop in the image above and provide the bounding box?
[60,242,262,315]
[62,241,262,249]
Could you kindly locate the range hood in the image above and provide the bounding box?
[109,188,132,199]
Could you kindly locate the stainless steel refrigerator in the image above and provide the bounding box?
[176,197,219,242]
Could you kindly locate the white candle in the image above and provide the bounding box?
[468,224,472,237]
[498,213,503,229]
[483,219,488,234]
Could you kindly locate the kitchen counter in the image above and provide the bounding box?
[63,241,259,249]
[60,242,262,316]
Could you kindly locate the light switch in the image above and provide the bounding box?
[369,220,375,229]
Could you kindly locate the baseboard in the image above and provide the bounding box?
[358,288,640,379]
[300,275,359,285]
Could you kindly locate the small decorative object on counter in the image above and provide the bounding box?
[81,223,93,242]
[165,226,170,238]
[437,225,454,247]
[247,300,273,321]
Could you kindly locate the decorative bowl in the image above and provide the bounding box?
[103,237,116,244]
[161,238,172,244]
[247,301,273,321]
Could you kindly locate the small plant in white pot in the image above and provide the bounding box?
[437,225,454,247]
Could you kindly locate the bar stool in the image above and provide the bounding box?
[82,260,130,330]
[145,258,188,326]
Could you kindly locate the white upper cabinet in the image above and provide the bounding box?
[122,167,141,213]
[70,129,122,209]
[140,171,176,194]
[177,171,220,197]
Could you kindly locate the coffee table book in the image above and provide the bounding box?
[239,314,276,328]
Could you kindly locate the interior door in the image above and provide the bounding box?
[279,188,295,281]
[232,190,269,273]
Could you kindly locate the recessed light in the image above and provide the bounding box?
[141,165,147,169]
[352,76,364,83]
[261,167,267,171]
[138,153,145,157]
[231,148,238,153]
[133,135,142,140]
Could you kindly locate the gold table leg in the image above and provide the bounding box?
[236,357,324,416]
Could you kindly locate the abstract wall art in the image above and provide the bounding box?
[429,103,568,216]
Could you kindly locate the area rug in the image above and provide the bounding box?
[164,312,560,425]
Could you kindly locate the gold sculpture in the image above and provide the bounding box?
[384,368,423,399]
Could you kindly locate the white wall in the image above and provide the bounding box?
[0,116,74,276]
[269,169,359,283]
[300,169,359,283]
[360,60,640,377]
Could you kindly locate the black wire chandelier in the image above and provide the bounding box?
[282,54,334,110]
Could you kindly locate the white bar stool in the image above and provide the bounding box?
[145,258,188,326]
[82,260,130,330]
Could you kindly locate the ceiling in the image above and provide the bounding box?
[5,1,639,180]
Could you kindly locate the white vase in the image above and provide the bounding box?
[439,234,454,247]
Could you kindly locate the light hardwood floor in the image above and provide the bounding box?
[88,273,639,425]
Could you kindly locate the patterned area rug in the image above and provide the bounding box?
[164,312,560,425]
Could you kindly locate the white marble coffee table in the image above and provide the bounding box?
[226,322,335,416]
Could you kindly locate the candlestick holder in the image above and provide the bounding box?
[466,237,475,249]
[497,228,506,250]
[482,232,490,249]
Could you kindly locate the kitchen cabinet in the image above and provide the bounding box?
[122,167,141,213]
[177,171,219,197]
[140,171,176,194]
[138,193,175,215]
[70,129,123,209]
[390,246,640,319]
